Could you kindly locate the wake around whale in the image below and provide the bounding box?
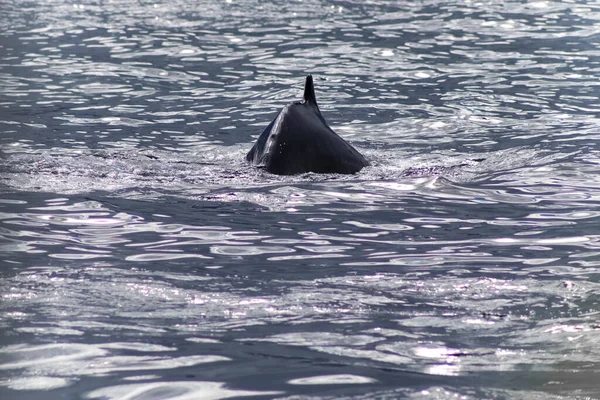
[246,75,369,175]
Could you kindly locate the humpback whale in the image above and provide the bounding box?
[246,75,369,175]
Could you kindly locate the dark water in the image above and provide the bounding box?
[2,0,600,398]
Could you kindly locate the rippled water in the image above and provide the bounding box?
[2,0,600,398]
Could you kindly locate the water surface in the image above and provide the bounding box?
[2,0,600,398]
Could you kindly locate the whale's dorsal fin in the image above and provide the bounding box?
[246,74,369,175]
[303,75,317,106]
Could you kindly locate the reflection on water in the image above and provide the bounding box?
[2,0,600,399]
[2,186,600,398]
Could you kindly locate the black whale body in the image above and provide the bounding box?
[246,75,369,175]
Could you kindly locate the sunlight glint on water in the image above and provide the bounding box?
[2,0,600,399]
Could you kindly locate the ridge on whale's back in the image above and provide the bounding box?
[246,75,369,175]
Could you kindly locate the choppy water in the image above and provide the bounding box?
[2,0,600,398]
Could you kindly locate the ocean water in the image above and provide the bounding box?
[2,0,600,398]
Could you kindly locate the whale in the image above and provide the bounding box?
[246,75,369,175]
